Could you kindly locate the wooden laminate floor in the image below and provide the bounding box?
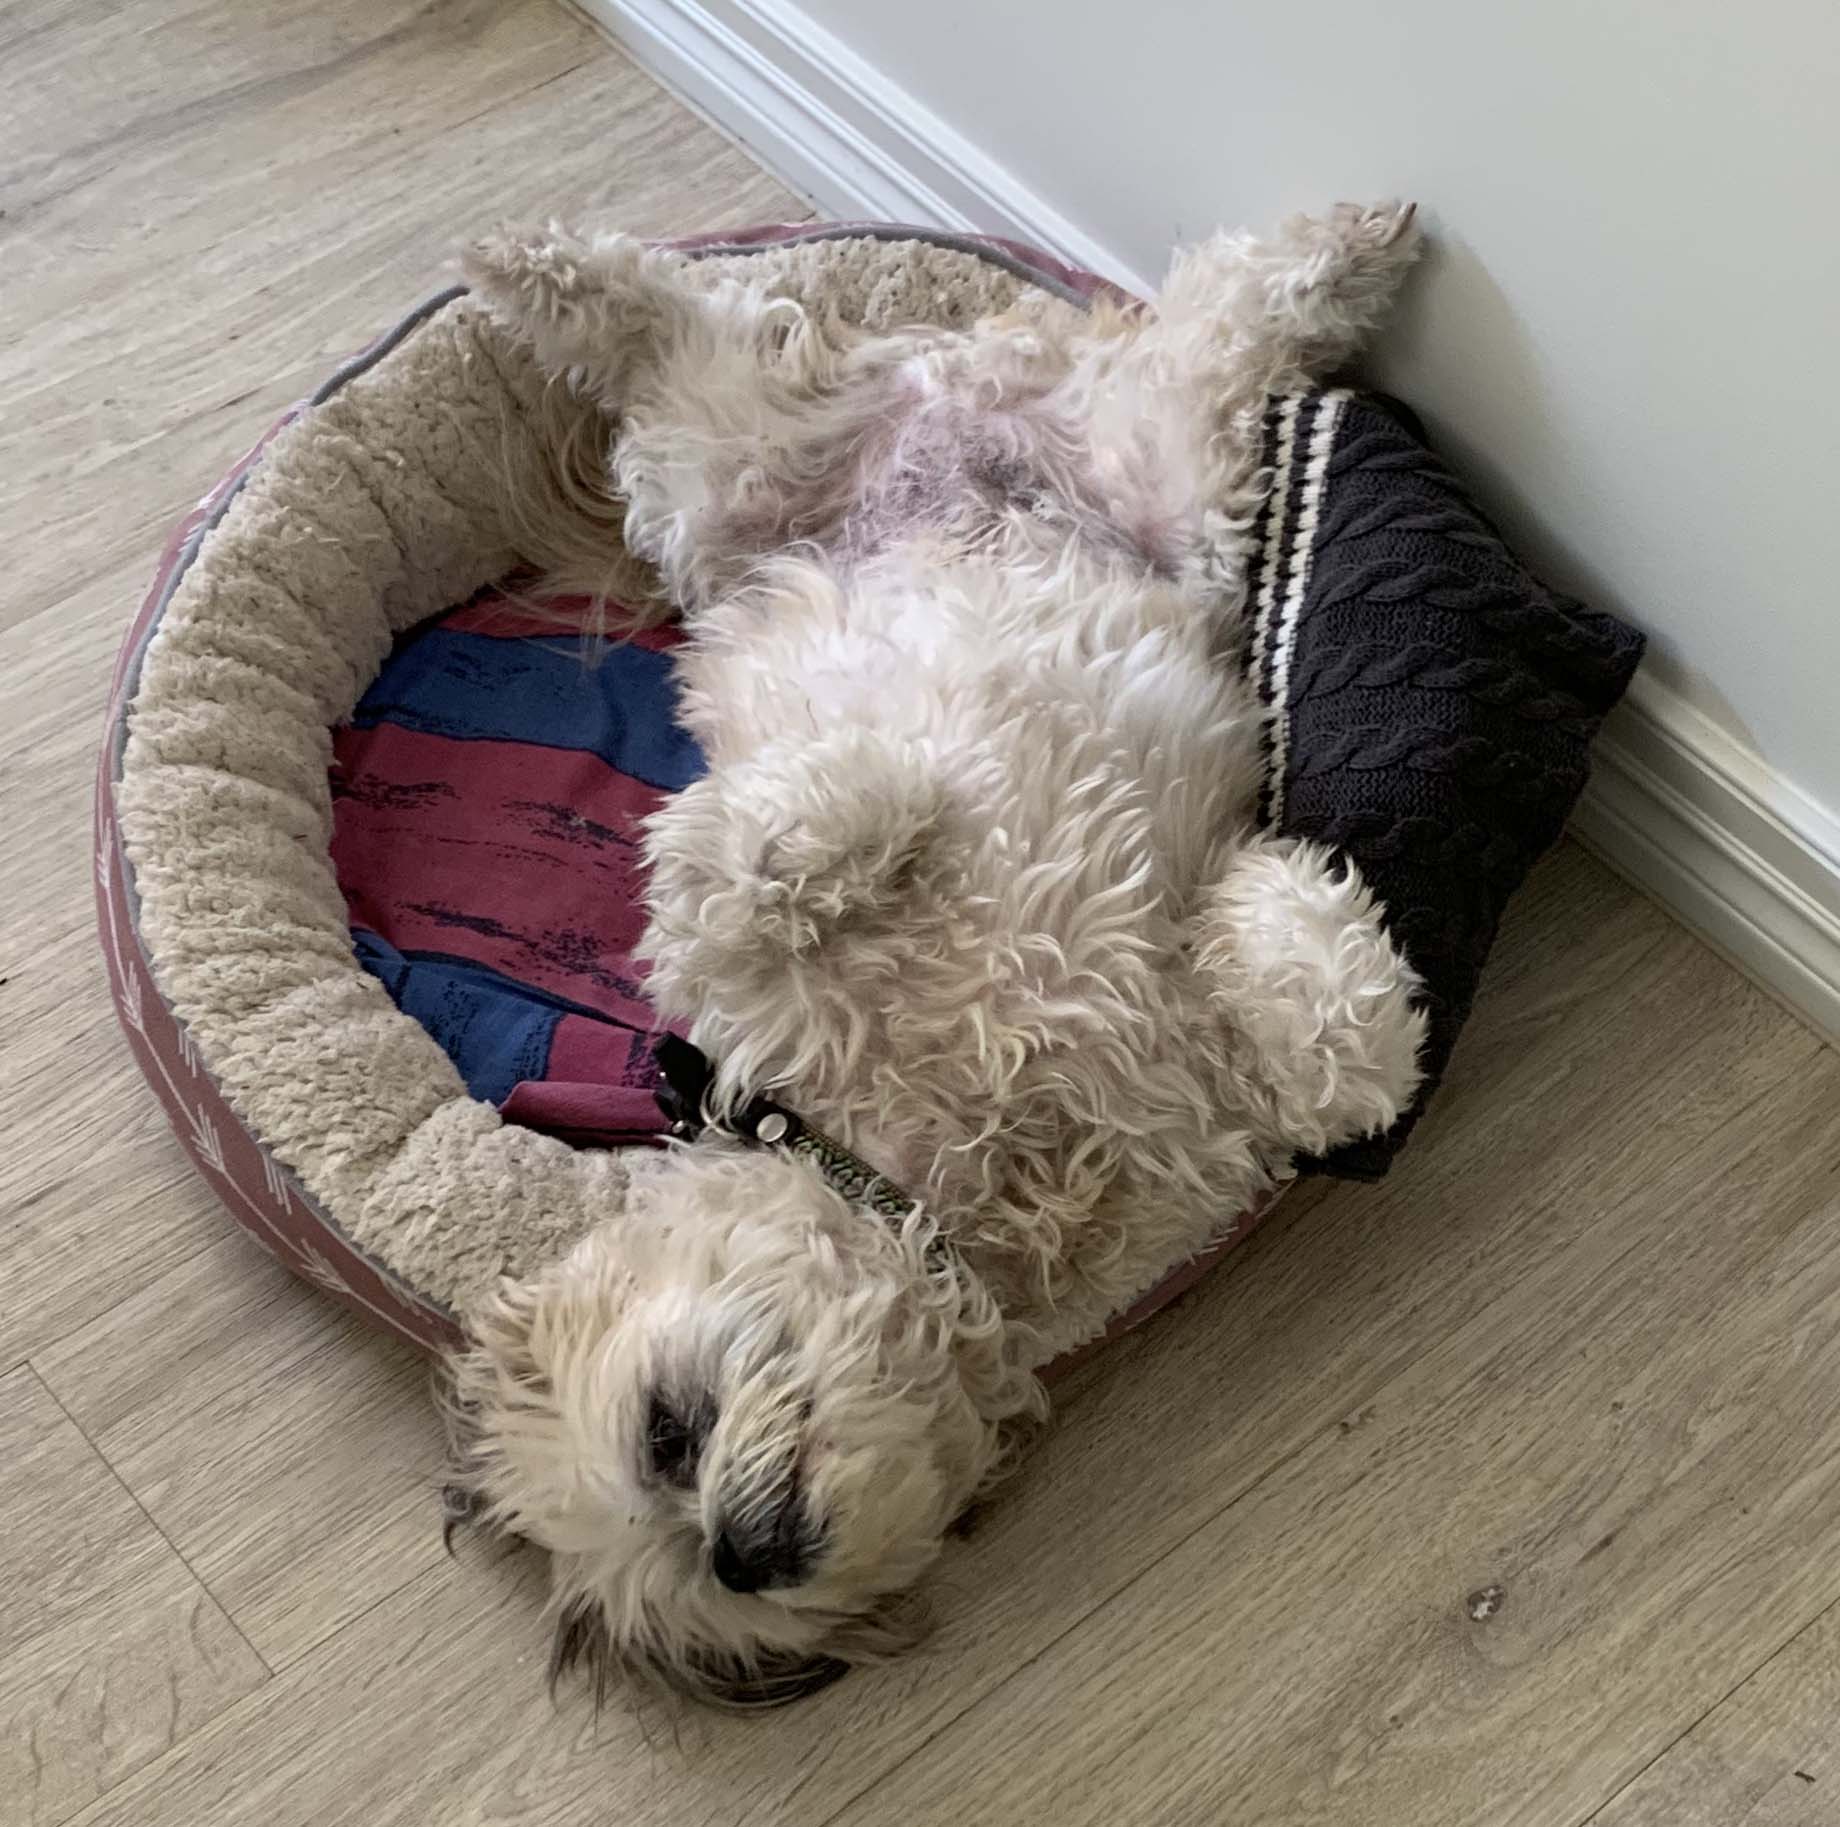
[3,4,1837,1823]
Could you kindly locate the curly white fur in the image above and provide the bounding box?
[449,204,1429,1707]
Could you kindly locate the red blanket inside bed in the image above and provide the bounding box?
[330,591,705,1147]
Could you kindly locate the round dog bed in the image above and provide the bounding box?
[95,222,1644,1368]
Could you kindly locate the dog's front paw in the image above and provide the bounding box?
[645,730,948,983]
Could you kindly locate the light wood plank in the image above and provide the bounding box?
[45,845,1824,1827]
[829,1053,1840,1827]
[0,973,211,1372]
[0,563,233,1365]
[1589,1607,1840,1824]
[0,0,803,630]
[35,1234,451,1671]
[0,1365,267,1827]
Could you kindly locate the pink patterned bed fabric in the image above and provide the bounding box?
[95,223,1261,1370]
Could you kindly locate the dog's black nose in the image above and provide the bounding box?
[712,1529,769,1594]
[711,1506,814,1594]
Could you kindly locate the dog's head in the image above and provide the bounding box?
[447,1140,1034,1707]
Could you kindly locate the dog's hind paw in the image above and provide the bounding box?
[1330,198,1420,252]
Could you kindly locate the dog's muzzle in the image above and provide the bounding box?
[709,1442,822,1592]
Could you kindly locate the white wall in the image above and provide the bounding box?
[791,0,1840,818]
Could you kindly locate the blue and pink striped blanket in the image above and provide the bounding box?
[330,592,699,1148]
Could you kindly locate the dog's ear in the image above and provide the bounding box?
[438,1276,542,1548]
[462,224,692,409]
[440,1267,577,1547]
[462,1271,548,1386]
[443,1271,556,1482]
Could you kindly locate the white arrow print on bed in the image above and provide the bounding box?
[186,1106,227,1176]
[296,1246,351,1296]
[260,1152,294,1214]
[116,963,146,1036]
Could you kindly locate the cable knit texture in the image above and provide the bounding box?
[1247,391,1646,1179]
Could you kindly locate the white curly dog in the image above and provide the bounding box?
[450,203,1428,1706]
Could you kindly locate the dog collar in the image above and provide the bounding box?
[652,1034,920,1221]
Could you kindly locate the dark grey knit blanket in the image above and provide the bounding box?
[1248,390,1646,1180]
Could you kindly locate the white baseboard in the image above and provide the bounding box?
[576,0,1840,1049]
[1570,679,1840,1045]
[570,0,1154,295]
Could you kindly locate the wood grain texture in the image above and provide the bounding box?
[0,1367,268,1827]
[35,1235,449,1671]
[0,566,231,1368]
[0,0,800,629]
[43,844,1832,1827]
[1591,1605,1840,1824]
[9,1,1840,1824]
[830,1053,1840,1827]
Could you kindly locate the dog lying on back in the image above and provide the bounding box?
[450,204,1427,1706]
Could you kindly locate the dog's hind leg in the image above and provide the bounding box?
[1154,200,1422,402]
[465,226,856,604]
[463,226,832,414]
[1189,833,1426,1159]
[1075,203,1421,602]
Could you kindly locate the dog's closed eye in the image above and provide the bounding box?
[646,1394,713,1489]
